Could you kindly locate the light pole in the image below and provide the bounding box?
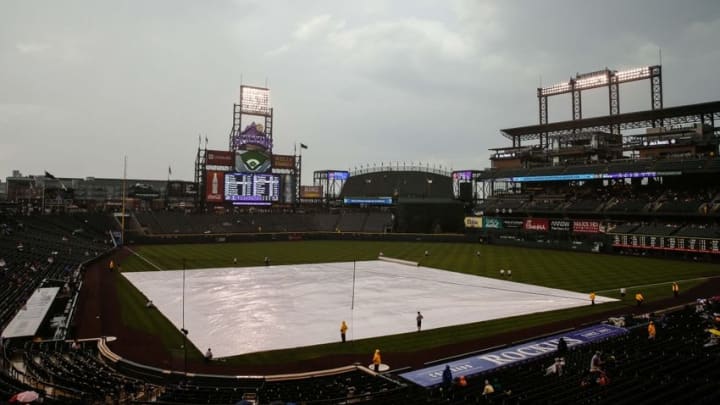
[181,258,188,377]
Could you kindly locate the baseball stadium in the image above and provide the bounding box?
[1,65,720,405]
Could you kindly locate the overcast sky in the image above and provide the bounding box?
[1,0,719,184]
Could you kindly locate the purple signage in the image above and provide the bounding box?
[400,323,627,387]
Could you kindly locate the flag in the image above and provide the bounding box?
[44,171,56,179]
[300,143,308,149]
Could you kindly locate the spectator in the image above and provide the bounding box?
[457,375,467,388]
[590,351,604,372]
[416,311,424,332]
[442,365,452,388]
[205,348,213,361]
[556,337,568,358]
[482,379,495,396]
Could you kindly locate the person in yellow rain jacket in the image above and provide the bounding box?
[648,321,656,340]
[372,349,382,372]
[340,321,348,343]
[590,292,596,305]
[672,282,679,298]
[635,292,644,306]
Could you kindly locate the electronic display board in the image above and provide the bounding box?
[224,173,280,205]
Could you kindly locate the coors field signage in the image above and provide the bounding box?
[524,218,549,232]
[550,219,571,232]
[400,324,628,388]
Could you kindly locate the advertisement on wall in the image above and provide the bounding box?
[206,150,234,167]
[300,185,323,199]
[272,154,296,170]
[206,171,225,202]
[483,217,504,229]
[550,219,571,232]
[464,217,483,229]
[504,219,524,229]
[573,220,601,233]
[524,218,549,232]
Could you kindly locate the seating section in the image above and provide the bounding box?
[134,211,394,235]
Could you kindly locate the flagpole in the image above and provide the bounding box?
[121,156,127,246]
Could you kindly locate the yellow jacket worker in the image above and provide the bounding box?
[340,321,348,343]
[372,349,382,372]
[635,293,644,306]
[648,321,656,340]
[672,282,679,298]
[590,292,596,305]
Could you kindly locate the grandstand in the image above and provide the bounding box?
[1,64,720,403]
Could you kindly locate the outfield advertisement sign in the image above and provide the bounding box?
[464,217,483,228]
[550,219,571,232]
[483,217,503,229]
[573,220,601,233]
[400,324,627,388]
[524,218,549,232]
[504,219,524,229]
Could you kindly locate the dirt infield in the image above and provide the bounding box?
[74,249,720,375]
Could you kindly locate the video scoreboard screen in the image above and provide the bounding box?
[224,173,280,205]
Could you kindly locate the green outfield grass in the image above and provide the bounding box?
[116,241,719,366]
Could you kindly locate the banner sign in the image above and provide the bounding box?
[504,219,524,229]
[272,154,296,170]
[611,234,720,255]
[550,219,571,232]
[343,197,392,205]
[400,324,627,388]
[464,217,483,229]
[524,218,549,232]
[483,217,503,229]
[206,171,224,202]
[573,220,601,234]
[206,150,234,167]
[300,185,323,199]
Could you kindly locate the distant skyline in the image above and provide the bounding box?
[2,0,719,184]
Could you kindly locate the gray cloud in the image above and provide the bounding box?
[1,0,719,183]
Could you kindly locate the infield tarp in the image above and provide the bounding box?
[400,323,627,387]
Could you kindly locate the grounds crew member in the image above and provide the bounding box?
[635,292,644,306]
[340,320,348,343]
[590,292,596,305]
[648,321,656,340]
[672,282,679,298]
[372,349,382,372]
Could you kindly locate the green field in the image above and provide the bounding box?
[116,241,719,366]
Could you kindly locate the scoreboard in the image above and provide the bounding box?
[224,173,280,205]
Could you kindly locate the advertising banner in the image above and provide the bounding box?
[206,150,234,167]
[300,185,323,199]
[272,154,296,170]
[524,218,549,232]
[400,324,627,388]
[464,217,483,229]
[503,219,524,229]
[206,171,224,202]
[573,220,601,233]
[550,219,571,232]
[611,234,720,254]
[483,217,503,229]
